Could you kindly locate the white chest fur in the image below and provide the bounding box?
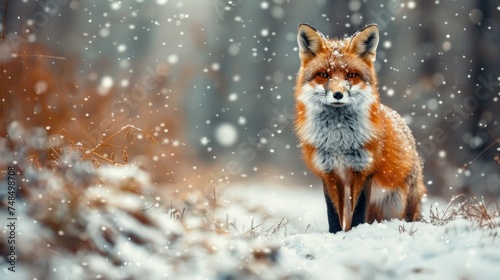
[298,97,377,173]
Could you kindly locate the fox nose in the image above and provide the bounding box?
[333,91,343,100]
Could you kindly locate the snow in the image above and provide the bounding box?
[228,92,238,102]
[1,165,499,280]
[167,54,178,64]
[1,0,499,278]
[220,185,500,279]
[283,220,499,279]
[216,184,328,234]
[215,122,238,147]
[97,76,114,96]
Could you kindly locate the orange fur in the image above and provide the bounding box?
[294,23,426,232]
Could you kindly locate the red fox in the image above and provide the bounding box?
[294,23,426,233]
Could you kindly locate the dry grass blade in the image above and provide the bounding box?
[305,224,311,234]
[458,195,500,230]
[5,53,66,60]
[78,124,157,165]
[243,218,263,237]
[460,138,500,171]
[110,153,116,165]
[270,217,290,236]
[399,225,406,233]
[428,194,467,226]
[121,148,128,163]
[81,125,156,159]
[428,193,500,230]
[22,125,158,169]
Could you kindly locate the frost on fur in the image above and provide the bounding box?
[294,24,426,233]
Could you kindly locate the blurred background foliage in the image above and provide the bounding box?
[0,0,499,198]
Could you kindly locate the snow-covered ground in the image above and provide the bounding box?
[220,184,500,280]
[1,166,499,280]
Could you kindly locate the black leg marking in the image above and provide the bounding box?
[351,176,372,228]
[351,186,368,228]
[323,181,341,233]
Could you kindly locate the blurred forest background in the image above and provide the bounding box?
[1,0,499,198]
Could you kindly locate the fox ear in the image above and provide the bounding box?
[297,23,325,61]
[349,24,379,62]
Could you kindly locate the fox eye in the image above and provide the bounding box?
[346,73,358,79]
[317,72,329,79]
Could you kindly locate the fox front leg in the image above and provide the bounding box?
[322,179,343,233]
[350,176,372,228]
[349,174,373,229]
[323,179,344,233]
[323,174,372,233]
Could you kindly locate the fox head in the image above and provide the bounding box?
[295,24,380,109]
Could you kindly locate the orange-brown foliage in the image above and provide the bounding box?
[0,41,187,184]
